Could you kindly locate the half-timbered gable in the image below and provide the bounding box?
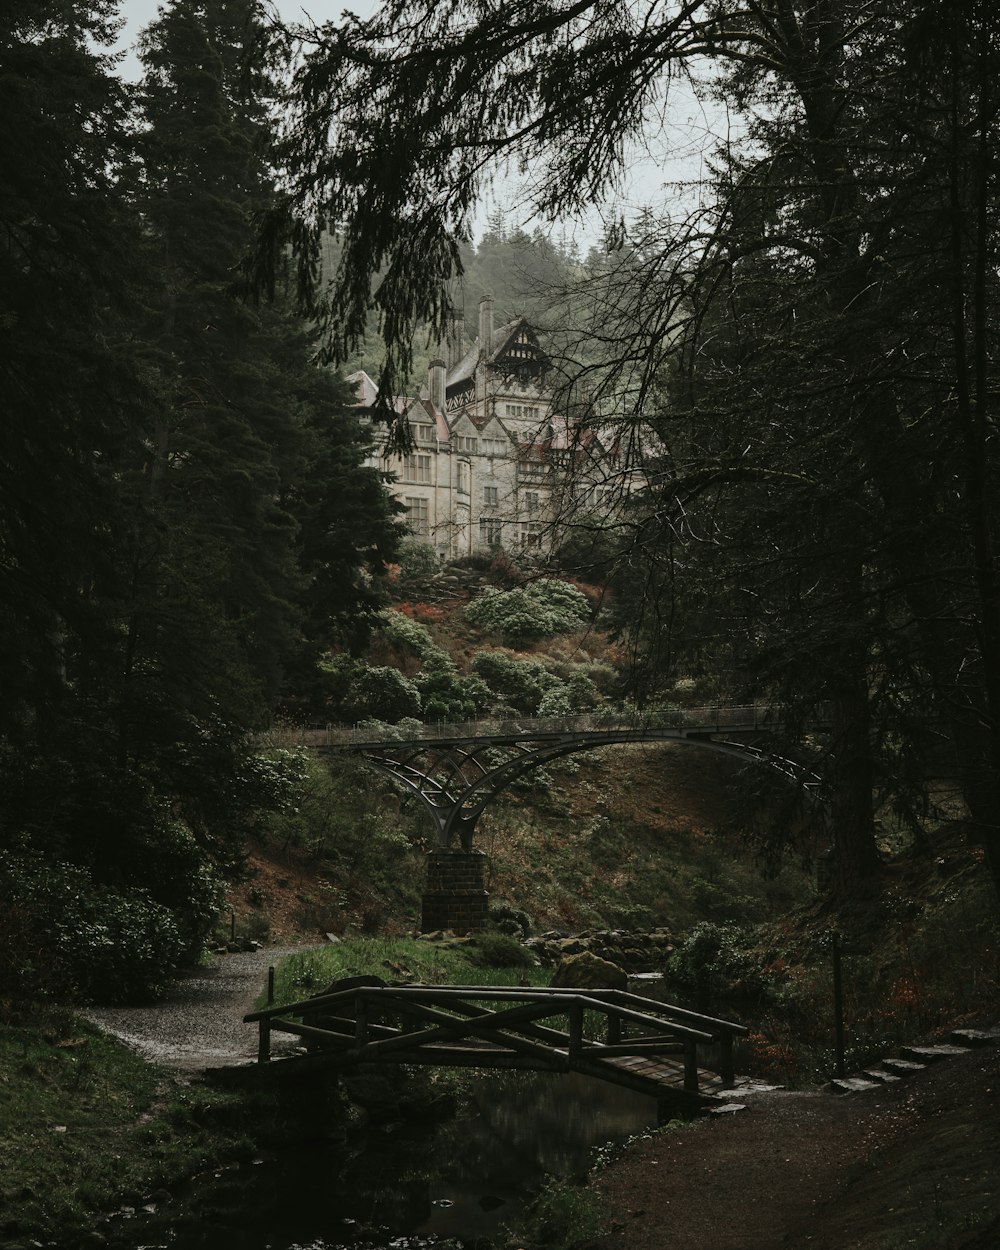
[351,297,626,560]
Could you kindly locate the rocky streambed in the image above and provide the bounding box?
[527,927,675,973]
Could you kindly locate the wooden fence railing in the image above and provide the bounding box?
[245,982,748,1099]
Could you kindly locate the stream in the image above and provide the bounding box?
[110,1069,659,1249]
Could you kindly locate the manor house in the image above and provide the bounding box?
[352,296,624,560]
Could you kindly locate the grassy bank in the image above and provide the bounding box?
[0,1005,255,1249]
[262,932,547,1006]
[0,936,551,1249]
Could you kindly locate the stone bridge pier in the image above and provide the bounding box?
[420,848,489,933]
[311,708,827,932]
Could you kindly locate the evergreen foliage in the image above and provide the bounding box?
[470,651,563,714]
[270,0,1000,905]
[0,0,402,1001]
[463,579,593,642]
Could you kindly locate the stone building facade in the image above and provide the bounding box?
[351,296,624,560]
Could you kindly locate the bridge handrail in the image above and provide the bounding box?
[285,703,827,748]
[245,982,746,1040]
[246,981,748,1090]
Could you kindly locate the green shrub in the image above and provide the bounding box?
[667,921,765,1006]
[415,664,491,722]
[397,535,439,580]
[115,819,224,962]
[377,609,446,662]
[513,1177,607,1250]
[488,904,533,938]
[471,650,562,713]
[0,849,187,1003]
[463,579,592,642]
[467,930,536,968]
[342,664,422,722]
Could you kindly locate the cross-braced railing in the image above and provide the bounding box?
[245,982,748,1100]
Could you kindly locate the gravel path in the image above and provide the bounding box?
[82,946,316,1071]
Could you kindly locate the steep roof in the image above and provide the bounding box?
[347,369,378,406]
[347,369,414,417]
[446,318,526,389]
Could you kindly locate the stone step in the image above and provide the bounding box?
[830,1076,883,1094]
[899,1043,969,1064]
[880,1057,927,1075]
[950,1026,1000,1048]
[862,1068,902,1083]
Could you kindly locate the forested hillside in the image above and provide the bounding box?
[0,0,404,1003]
[233,559,814,942]
[277,0,1000,915]
[5,0,1000,1018]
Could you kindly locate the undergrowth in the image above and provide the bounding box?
[262,935,549,1007]
[0,1005,252,1248]
[664,857,1000,1084]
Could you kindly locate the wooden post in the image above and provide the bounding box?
[683,1041,699,1093]
[257,1017,271,1064]
[719,1031,735,1086]
[267,965,275,1004]
[568,1001,583,1059]
[606,1013,622,1046]
[355,998,369,1052]
[832,931,846,1078]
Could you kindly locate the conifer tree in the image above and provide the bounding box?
[269,0,1000,903]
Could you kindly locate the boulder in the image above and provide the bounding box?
[551,951,628,991]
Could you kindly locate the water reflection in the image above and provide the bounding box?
[130,1069,658,1250]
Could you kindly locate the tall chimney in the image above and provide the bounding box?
[478,295,494,357]
[446,314,465,369]
[428,357,446,412]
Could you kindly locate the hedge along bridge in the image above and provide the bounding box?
[245,979,748,1112]
[301,704,826,851]
[293,704,826,930]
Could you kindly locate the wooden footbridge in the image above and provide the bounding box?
[245,980,748,1108]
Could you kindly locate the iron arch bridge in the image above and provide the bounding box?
[302,705,828,851]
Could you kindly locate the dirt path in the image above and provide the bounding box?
[82,946,316,1071]
[582,1045,1000,1250]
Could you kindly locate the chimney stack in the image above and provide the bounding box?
[478,295,494,357]
[446,314,465,370]
[428,357,446,412]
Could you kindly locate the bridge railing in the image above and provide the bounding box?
[245,982,748,1095]
[293,703,789,748]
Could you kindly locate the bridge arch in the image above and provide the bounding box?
[315,708,825,851]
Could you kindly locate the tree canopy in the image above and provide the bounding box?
[0,0,403,1001]
[272,0,1000,901]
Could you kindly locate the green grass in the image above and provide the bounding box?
[261,934,550,1008]
[0,1005,253,1247]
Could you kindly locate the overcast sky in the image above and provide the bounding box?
[113,0,728,245]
